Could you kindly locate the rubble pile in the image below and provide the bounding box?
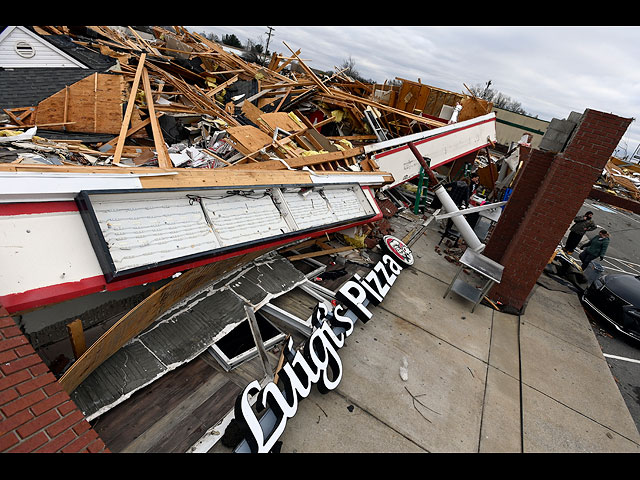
[598,158,640,201]
[1,26,492,174]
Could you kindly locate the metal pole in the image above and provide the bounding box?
[413,167,425,214]
[407,142,485,252]
[244,305,274,381]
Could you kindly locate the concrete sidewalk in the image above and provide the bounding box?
[275,216,640,453]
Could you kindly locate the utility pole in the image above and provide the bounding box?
[264,26,275,61]
[483,80,492,97]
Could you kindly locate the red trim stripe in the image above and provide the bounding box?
[0,201,78,216]
[0,212,383,314]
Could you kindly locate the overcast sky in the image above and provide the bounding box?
[187,26,640,158]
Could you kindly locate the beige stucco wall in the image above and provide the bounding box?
[492,107,550,149]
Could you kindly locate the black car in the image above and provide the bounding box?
[582,273,640,343]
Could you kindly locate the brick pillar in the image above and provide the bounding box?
[485,109,632,311]
[0,306,109,453]
[483,147,556,261]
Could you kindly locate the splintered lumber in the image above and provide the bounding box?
[283,41,331,95]
[101,113,163,153]
[230,146,365,171]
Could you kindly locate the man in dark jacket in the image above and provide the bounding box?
[579,229,610,269]
[564,211,596,254]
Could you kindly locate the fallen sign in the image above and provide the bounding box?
[232,235,414,453]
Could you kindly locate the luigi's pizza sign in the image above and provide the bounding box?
[232,235,413,453]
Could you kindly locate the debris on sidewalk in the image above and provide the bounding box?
[400,357,409,381]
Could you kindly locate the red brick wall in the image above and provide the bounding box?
[483,147,556,261]
[588,188,640,214]
[0,306,109,453]
[485,109,633,310]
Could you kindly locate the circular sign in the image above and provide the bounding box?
[381,235,414,268]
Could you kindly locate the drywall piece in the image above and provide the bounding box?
[70,252,307,421]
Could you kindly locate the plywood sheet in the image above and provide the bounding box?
[258,112,303,133]
[225,125,274,154]
[34,73,124,134]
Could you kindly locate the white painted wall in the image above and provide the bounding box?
[371,113,497,189]
[0,211,103,296]
[0,26,86,68]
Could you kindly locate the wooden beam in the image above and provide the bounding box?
[66,319,87,360]
[282,41,331,94]
[101,112,163,152]
[113,53,146,164]
[141,66,172,168]
[205,75,239,99]
[286,246,355,261]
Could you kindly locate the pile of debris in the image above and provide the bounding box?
[598,157,640,201]
[0,26,492,174]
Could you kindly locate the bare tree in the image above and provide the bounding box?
[468,82,528,115]
[339,56,376,84]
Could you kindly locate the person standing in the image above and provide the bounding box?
[448,101,463,124]
[467,173,481,229]
[579,229,610,270]
[564,211,596,254]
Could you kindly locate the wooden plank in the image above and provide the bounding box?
[230,146,365,170]
[225,125,275,154]
[103,112,163,152]
[113,53,146,164]
[154,380,242,452]
[205,75,238,98]
[141,66,171,168]
[283,41,331,94]
[66,319,86,360]
[286,246,355,261]
[91,356,227,452]
[258,112,303,133]
[121,368,234,452]
[240,100,263,125]
[58,251,264,394]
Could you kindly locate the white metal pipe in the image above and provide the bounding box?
[434,201,507,220]
[434,184,485,252]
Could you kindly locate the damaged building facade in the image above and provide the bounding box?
[0,26,636,453]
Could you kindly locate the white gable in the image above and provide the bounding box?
[0,26,87,68]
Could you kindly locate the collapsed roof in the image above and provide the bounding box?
[0,25,493,173]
